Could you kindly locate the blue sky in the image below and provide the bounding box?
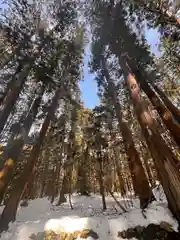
[145,27,161,57]
[80,28,160,109]
[79,45,100,109]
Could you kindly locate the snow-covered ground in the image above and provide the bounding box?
[0,188,178,240]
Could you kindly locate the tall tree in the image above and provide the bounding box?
[120,54,180,222]
[90,43,153,207]
[0,1,84,230]
[88,0,180,218]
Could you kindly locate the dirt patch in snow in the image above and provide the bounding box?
[118,222,180,240]
[30,229,99,240]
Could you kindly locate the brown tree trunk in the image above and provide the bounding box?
[0,139,24,202]
[125,174,132,194]
[120,55,180,223]
[78,146,89,196]
[50,166,57,204]
[40,160,49,198]
[110,130,126,195]
[152,84,180,124]
[57,164,74,206]
[140,142,156,187]
[140,123,180,222]
[127,57,180,147]
[101,57,153,208]
[28,164,41,200]
[114,93,152,208]
[57,172,67,205]
[141,153,154,187]
[97,151,106,210]
[23,86,45,133]
[54,142,65,198]
[0,87,45,200]
[0,87,62,232]
[114,151,126,196]
[57,107,77,205]
[51,147,63,203]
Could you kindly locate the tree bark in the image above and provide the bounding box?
[0,86,45,200]
[101,57,153,208]
[120,55,180,223]
[78,146,89,196]
[97,151,106,210]
[127,57,180,147]
[40,160,49,198]
[152,84,180,124]
[57,165,74,206]
[57,172,67,205]
[0,87,62,232]
[51,147,63,203]
[115,155,126,196]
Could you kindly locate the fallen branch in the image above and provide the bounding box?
[107,187,127,212]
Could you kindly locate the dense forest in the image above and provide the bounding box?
[0,0,179,239]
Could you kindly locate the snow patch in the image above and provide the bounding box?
[0,193,178,240]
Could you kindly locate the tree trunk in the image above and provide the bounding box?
[140,142,156,187]
[114,92,151,208]
[57,172,67,205]
[152,84,180,124]
[57,106,77,205]
[50,166,57,204]
[57,165,73,206]
[140,123,180,222]
[0,86,45,200]
[23,86,45,133]
[51,125,67,202]
[54,143,65,198]
[120,55,180,223]
[141,153,154,186]
[127,57,180,147]
[115,156,126,196]
[101,57,153,208]
[78,146,89,196]
[0,87,62,232]
[97,151,106,210]
[51,154,63,203]
[40,160,49,198]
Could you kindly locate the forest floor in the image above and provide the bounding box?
[0,185,179,240]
